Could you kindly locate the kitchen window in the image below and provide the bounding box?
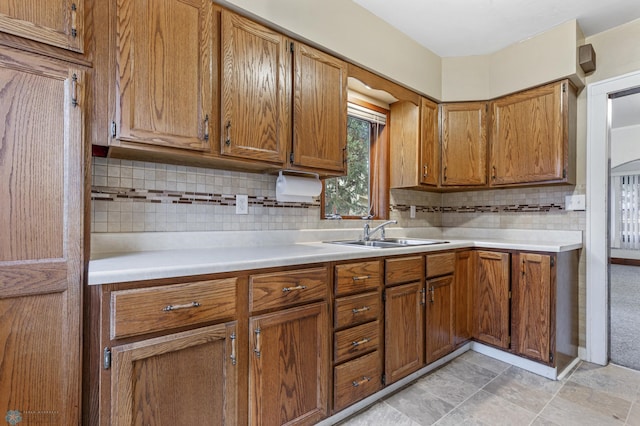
[322,100,389,219]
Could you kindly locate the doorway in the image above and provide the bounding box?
[586,70,640,366]
[609,89,640,369]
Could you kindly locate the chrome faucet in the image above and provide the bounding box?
[363,220,397,241]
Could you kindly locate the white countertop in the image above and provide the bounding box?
[88,228,583,285]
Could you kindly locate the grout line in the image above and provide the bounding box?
[526,360,583,426]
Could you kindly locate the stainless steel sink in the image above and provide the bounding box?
[326,238,449,249]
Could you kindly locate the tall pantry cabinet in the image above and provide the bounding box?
[0,39,85,426]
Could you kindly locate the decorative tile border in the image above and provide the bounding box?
[91,186,320,209]
[93,187,565,214]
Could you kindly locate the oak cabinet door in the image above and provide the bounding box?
[0,0,84,52]
[441,102,488,187]
[220,11,289,164]
[513,253,553,363]
[473,251,511,349]
[454,251,474,346]
[114,0,213,151]
[420,97,440,186]
[385,282,425,383]
[249,302,329,426]
[490,80,573,186]
[292,42,347,174]
[0,47,84,426]
[111,323,238,426]
[426,275,455,363]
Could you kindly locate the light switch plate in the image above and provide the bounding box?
[236,194,248,214]
[565,194,585,211]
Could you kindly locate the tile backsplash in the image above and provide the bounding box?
[91,157,585,233]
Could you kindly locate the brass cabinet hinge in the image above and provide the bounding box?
[103,347,111,370]
[550,257,555,267]
[111,121,117,138]
[71,3,78,38]
[381,374,386,386]
[508,290,512,299]
[563,168,567,179]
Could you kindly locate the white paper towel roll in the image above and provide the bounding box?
[276,173,322,202]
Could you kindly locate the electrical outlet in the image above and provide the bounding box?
[236,194,248,214]
[410,205,416,218]
[565,194,585,211]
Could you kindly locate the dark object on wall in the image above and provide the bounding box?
[579,44,596,74]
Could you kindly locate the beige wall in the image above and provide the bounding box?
[217,0,442,99]
[442,20,585,101]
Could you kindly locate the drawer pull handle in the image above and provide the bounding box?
[352,275,370,281]
[352,306,371,314]
[352,376,371,387]
[282,285,307,293]
[163,301,200,312]
[351,337,371,347]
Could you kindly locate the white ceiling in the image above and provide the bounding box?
[352,0,640,57]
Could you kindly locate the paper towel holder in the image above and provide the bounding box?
[278,170,320,179]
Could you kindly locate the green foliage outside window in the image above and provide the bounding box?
[324,115,371,217]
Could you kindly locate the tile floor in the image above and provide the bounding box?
[340,351,640,426]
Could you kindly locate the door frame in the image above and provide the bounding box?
[586,70,640,365]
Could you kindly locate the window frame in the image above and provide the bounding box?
[321,98,389,220]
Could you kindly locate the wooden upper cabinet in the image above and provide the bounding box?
[490,79,576,186]
[473,251,511,349]
[0,0,84,52]
[220,11,289,164]
[390,97,439,189]
[441,102,488,187]
[420,97,440,186]
[291,42,347,174]
[114,0,213,151]
[0,47,84,425]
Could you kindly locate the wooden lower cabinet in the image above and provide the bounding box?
[111,323,238,426]
[473,251,511,349]
[384,282,425,383]
[249,302,329,426]
[425,275,455,364]
[334,351,383,412]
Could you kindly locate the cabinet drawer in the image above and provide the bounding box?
[335,261,381,296]
[111,278,237,339]
[334,351,382,412]
[334,292,380,329]
[385,256,423,285]
[426,252,456,278]
[334,320,380,363]
[250,267,328,312]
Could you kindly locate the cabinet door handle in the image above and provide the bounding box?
[162,301,200,312]
[253,328,261,358]
[225,121,232,146]
[429,286,435,304]
[420,288,426,306]
[71,73,78,107]
[351,337,371,347]
[352,306,371,314]
[443,166,447,182]
[352,376,371,387]
[203,114,209,141]
[230,332,237,366]
[423,164,428,178]
[492,166,497,180]
[352,275,370,281]
[282,285,307,293]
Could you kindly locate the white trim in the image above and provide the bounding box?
[586,70,640,365]
[470,342,560,380]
